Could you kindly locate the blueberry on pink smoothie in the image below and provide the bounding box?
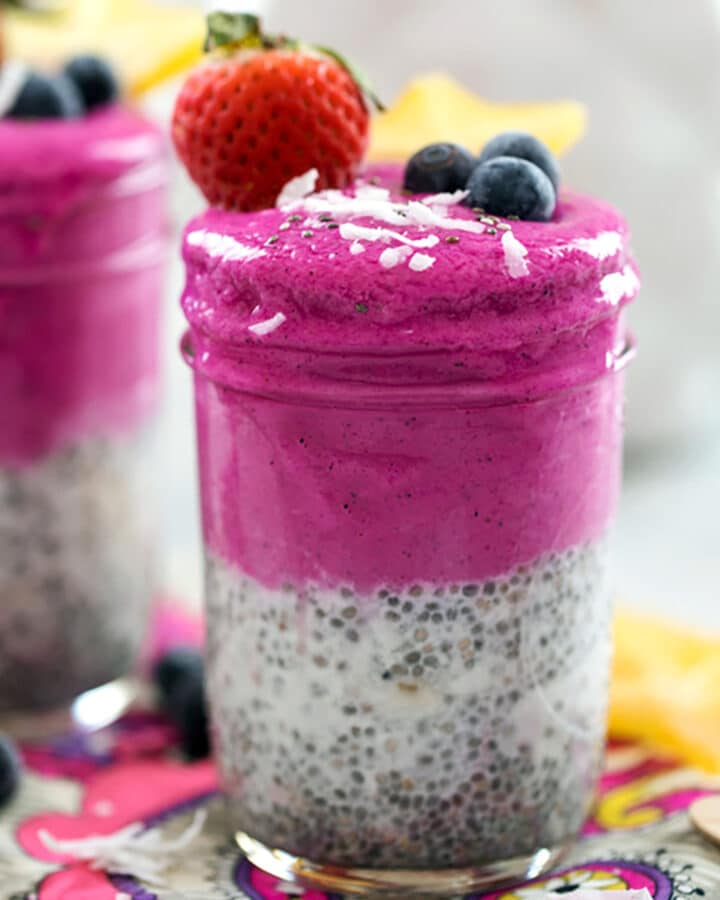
[478,130,560,190]
[403,142,476,193]
[7,70,83,119]
[63,55,119,111]
[465,155,556,221]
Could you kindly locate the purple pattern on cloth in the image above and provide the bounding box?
[108,874,157,900]
[612,861,674,900]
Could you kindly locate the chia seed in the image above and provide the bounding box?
[206,540,610,869]
[0,433,154,714]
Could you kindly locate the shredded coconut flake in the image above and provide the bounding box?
[349,241,366,255]
[293,193,408,226]
[39,809,207,887]
[421,190,469,207]
[248,312,287,336]
[339,223,439,249]
[406,201,485,234]
[409,252,436,272]
[599,265,640,306]
[284,185,483,237]
[502,230,530,278]
[276,169,319,207]
[186,231,267,263]
[379,246,413,269]
[354,185,392,202]
[570,230,624,260]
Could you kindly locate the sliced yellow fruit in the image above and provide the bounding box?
[610,608,720,772]
[5,0,205,97]
[369,72,587,162]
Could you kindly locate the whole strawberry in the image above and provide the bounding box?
[173,12,379,212]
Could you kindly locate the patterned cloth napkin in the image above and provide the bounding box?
[2,605,720,899]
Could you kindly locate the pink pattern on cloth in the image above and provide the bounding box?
[22,713,178,783]
[20,760,217,864]
[583,745,716,836]
[40,867,119,900]
[249,866,333,900]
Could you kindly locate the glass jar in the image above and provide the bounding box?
[0,109,168,735]
[187,339,634,896]
[182,181,638,895]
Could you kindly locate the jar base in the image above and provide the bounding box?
[0,677,138,741]
[236,830,569,897]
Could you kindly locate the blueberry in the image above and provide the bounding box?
[63,55,119,112]
[153,648,210,760]
[0,734,22,808]
[7,71,84,120]
[465,157,556,221]
[478,131,560,191]
[403,143,476,194]
[153,647,204,701]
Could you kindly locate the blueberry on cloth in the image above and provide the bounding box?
[465,156,556,221]
[0,734,22,808]
[63,55,120,111]
[403,142,476,193]
[153,647,204,699]
[478,130,560,191]
[153,648,210,760]
[169,675,210,761]
[6,71,84,119]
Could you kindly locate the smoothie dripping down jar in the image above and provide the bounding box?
[180,159,639,894]
[0,108,169,734]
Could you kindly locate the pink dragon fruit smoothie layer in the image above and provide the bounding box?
[182,165,638,590]
[0,107,169,465]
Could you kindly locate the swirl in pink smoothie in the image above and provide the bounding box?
[182,165,639,590]
[0,107,169,464]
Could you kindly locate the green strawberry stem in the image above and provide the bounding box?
[313,43,386,113]
[204,12,265,52]
[205,11,385,112]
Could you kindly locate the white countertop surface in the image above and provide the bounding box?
[617,440,720,628]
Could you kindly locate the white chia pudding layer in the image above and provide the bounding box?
[0,432,155,714]
[206,541,612,869]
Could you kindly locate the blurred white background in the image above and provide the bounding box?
[152,0,720,625]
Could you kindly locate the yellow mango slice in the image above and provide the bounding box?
[5,0,204,97]
[611,609,720,772]
[369,72,587,162]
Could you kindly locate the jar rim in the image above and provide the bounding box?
[181,330,636,410]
